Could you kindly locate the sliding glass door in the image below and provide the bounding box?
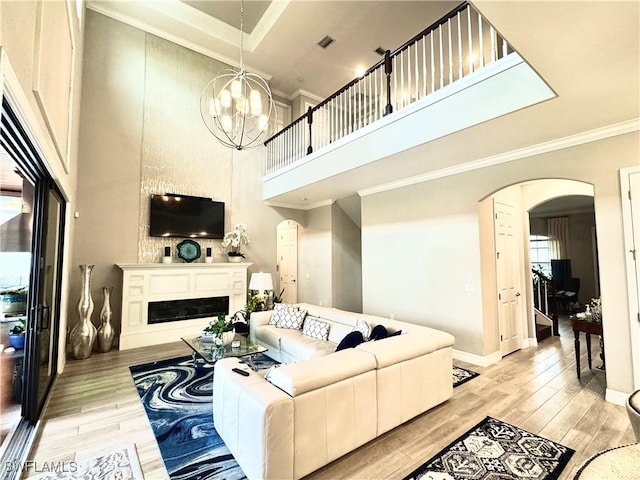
[0,97,65,476]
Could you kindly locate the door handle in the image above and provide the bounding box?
[515,292,521,297]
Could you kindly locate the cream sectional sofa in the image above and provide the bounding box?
[212,303,454,480]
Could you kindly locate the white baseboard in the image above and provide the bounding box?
[605,388,630,406]
[453,349,502,367]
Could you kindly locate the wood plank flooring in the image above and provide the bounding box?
[24,318,635,479]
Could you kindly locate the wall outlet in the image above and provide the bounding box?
[390,313,395,320]
[319,300,323,306]
[464,283,475,292]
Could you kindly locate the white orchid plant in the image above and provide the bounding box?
[221,223,250,257]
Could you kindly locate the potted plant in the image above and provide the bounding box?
[8,318,26,349]
[203,314,235,346]
[221,223,250,262]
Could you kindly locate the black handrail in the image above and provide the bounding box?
[264,1,469,148]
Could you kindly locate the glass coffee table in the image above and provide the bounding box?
[181,334,267,368]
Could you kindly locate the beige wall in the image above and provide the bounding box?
[331,202,362,313]
[1,0,84,371]
[298,205,332,306]
[73,11,304,344]
[361,131,639,395]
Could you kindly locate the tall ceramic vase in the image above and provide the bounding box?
[96,286,115,353]
[70,264,97,360]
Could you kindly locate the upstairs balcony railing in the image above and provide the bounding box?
[264,1,513,175]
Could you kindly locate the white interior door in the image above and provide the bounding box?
[494,200,523,356]
[622,168,640,388]
[277,220,298,304]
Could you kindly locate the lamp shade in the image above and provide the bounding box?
[249,272,273,291]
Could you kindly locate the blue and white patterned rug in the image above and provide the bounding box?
[404,416,574,480]
[131,356,480,479]
[129,354,277,480]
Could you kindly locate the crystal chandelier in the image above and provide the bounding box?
[200,0,275,150]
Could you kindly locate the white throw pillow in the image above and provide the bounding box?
[271,303,307,329]
[353,319,371,340]
[302,317,330,340]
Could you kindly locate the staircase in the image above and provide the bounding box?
[532,269,559,341]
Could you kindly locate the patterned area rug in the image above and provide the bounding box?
[30,444,143,480]
[453,365,479,387]
[404,416,574,480]
[129,354,277,480]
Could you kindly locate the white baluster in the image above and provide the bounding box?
[490,25,496,63]
[393,56,398,111]
[430,34,435,93]
[457,12,463,80]
[448,18,453,85]
[467,5,473,74]
[439,24,444,89]
[502,37,508,58]
[422,36,427,97]
[478,12,484,68]
[414,40,419,100]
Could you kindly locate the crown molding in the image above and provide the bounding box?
[359,118,640,197]
[248,0,290,51]
[265,199,334,211]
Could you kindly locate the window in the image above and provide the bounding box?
[530,235,552,277]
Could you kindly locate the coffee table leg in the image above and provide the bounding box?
[191,351,197,366]
[574,329,581,379]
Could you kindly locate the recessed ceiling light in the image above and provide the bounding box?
[318,35,334,49]
[355,66,366,78]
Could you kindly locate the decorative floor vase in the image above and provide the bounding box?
[97,286,115,353]
[70,264,97,360]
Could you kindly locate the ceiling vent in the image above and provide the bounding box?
[318,35,335,49]
[374,47,386,56]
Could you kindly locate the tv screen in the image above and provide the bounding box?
[149,194,225,239]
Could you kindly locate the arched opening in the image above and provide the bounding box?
[478,179,604,381]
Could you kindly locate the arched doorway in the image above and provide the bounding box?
[479,179,596,357]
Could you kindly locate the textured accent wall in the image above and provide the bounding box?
[138,34,234,263]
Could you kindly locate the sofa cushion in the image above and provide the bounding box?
[271,303,307,329]
[255,325,282,348]
[302,316,330,340]
[279,329,336,360]
[266,349,376,397]
[369,324,388,341]
[335,331,365,351]
[327,321,353,344]
[353,319,371,340]
[357,332,449,368]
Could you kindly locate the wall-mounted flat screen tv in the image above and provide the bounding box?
[149,194,225,239]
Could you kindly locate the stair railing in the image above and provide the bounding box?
[264,1,512,175]
[532,268,559,336]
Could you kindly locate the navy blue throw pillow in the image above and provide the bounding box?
[369,325,388,341]
[389,329,402,337]
[336,331,365,351]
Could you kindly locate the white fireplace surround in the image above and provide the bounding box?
[117,262,251,350]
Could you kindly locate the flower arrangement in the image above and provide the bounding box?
[221,223,250,258]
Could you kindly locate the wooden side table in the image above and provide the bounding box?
[570,316,604,379]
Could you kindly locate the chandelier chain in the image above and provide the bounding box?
[239,0,244,71]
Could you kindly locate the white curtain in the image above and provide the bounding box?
[547,217,569,259]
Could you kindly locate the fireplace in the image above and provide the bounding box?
[148,296,229,325]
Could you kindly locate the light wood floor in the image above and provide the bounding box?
[25,318,635,479]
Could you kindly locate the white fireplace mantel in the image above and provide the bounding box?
[117,262,251,350]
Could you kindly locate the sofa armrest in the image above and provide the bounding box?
[213,358,294,480]
[357,332,453,368]
[250,310,273,342]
